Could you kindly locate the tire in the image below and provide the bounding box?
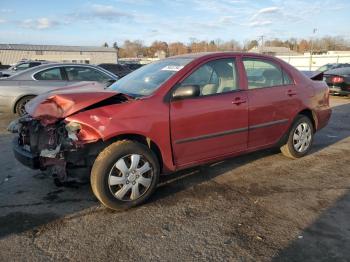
[280,115,314,159]
[91,140,160,210]
[15,96,35,116]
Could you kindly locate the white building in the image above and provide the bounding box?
[249,46,300,56]
[0,44,118,65]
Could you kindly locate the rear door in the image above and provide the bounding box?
[170,58,248,167]
[242,57,299,149]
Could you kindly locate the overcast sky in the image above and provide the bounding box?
[0,0,349,46]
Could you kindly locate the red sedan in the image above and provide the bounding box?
[10,52,331,210]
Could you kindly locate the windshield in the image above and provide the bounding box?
[108,58,193,97]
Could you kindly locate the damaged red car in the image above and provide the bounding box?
[9,52,331,210]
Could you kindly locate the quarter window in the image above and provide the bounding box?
[34,68,63,80]
[64,66,111,82]
[181,59,238,96]
[243,59,291,89]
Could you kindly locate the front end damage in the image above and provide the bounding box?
[9,85,131,184]
[9,115,102,184]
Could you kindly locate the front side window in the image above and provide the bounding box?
[181,58,238,96]
[34,68,63,80]
[243,59,286,89]
[64,66,111,82]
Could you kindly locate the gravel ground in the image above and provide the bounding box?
[0,96,349,262]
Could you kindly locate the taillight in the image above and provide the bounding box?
[331,76,344,84]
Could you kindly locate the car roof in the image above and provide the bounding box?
[167,51,280,61]
[325,67,350,75]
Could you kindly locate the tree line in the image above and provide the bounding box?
[102,36,350,58]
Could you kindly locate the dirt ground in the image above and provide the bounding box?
[0,96,349,262]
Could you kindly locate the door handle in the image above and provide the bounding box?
[232,97,247,105]
[287,90,297,97]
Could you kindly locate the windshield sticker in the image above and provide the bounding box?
[161,65,184,71]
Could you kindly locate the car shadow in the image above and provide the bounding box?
[271,190,350,262]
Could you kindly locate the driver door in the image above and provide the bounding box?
[170,58,248,167]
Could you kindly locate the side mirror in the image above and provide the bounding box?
[172,85,200,100]
[13,67,17,71]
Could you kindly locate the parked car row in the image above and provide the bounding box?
[8,52,331,210]
[0,62,144,115]
[0,63,118,116]
[0,60,54,77]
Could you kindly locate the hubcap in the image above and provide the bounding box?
[19,99,31,116]
[293,122,312,153]
[108,154,153,201]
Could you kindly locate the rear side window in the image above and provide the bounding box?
[243,59,291,89]
[34,68,63,80]
[64,66,111,82]
[181,58,238,96]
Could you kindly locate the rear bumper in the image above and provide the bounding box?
[12,138,40,169]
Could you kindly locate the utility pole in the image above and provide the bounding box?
[258,35,264,53]
[113,42,119,64]
[309,28,317,71]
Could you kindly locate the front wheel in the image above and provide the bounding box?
[91,140,160,210]
[280,116,314,159]
[15,96,35,116]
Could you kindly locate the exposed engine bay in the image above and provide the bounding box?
[9,116,96,184]
[8,91,131,185]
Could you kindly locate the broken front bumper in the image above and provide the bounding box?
[12,138,40,169]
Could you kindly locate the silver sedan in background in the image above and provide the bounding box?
[0,60,53,78]
[0,63,118,116]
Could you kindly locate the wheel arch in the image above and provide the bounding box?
[103,133,164,173]
[277,108,317,147]
[13,94,36,113]
[297,108,318,131]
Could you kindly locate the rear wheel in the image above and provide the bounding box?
[91,140,160,210]
[280,116,314,159]
[15,96,35,116]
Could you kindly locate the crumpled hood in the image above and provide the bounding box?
[25,82,120,122]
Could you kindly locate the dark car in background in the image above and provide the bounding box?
[317,63,350,73]
[97,63,132,78]
[124,63,143,70]
[323,67,350,96]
